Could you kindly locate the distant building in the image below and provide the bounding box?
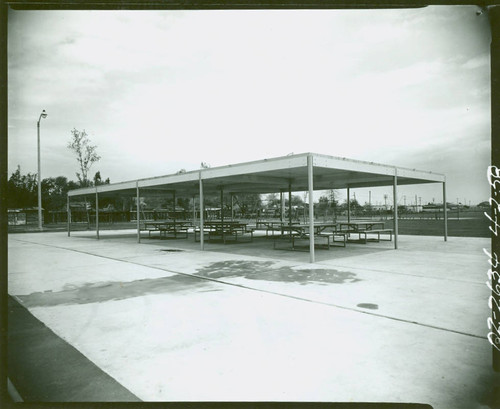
[422,203,451,212]
[8,207,43,225]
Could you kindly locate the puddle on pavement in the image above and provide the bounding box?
[357,303,379,310]
[159,249,184,253]
[17,274,209,308]
[195,260,360,285]
[17,260,360,308]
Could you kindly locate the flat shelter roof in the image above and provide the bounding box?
[67,152,445,198]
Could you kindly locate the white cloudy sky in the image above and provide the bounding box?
[8,6,491,206]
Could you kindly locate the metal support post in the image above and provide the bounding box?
[199,173,204,251]
[393,170,398,249]
[443,182,448,241]
[220,188,224,242]
[136,182,141,243]
[67,195,71,237]
[307,155,315,263]
[347,187,351,223]
[96,189,99,240]
[288,182,292,240]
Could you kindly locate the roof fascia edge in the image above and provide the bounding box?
[199,155,307,179]
[312,154,395,176]
[138,171,199,188]
[312,153,444,181]
[395,167,445,182]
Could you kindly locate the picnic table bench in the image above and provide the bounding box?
[358,229,393,242]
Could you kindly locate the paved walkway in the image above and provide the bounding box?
[8,295,140,402]
[7,231,500,407]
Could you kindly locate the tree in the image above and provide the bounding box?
[364,202,373,215]
[177,197,190,211]
[41,176,67,211]
[67,129,101,187]
[265,193,280,208]
[349,198,363,212]
[317,195,330,215]
[234,194,261,217]
[328,189,339,208]
[8,167,80,212]
[7,166,37,208]
[93,171,110,186]
[289,195,304,206]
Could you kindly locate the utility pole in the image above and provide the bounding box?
[37,110,48,231]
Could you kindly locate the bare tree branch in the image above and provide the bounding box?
[67,129,101,187]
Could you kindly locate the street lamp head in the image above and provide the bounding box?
[41,110,47,119]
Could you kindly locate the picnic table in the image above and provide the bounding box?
[274,222,347,250]
[142,220,191,239]
[338,221,392,243]
[281,222,338,235]
[195,220,254,244]
[338,221,386,232]
[257,221,299,237]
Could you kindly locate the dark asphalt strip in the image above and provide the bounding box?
[8,295,141,402]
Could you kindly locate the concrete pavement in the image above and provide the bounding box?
[8,295,140,402]
[7,230,500,407]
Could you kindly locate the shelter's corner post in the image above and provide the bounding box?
[136,182,140,243]
[443,180,448,242]
[67,195,71,237]
[347,186,351,223]
[393,168,398,250]
[307,154,315,263]
[96,188,99,240]
[199,172,204,251]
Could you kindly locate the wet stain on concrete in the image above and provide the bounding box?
[195,260,360,285]
[357,303,379,310]
[17,274,209,308]
[17,261,359,308]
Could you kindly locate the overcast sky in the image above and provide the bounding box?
[8,6,491,206]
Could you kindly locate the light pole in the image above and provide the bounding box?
[37,109,47,231]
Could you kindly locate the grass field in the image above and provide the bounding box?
[383,217,490,238]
